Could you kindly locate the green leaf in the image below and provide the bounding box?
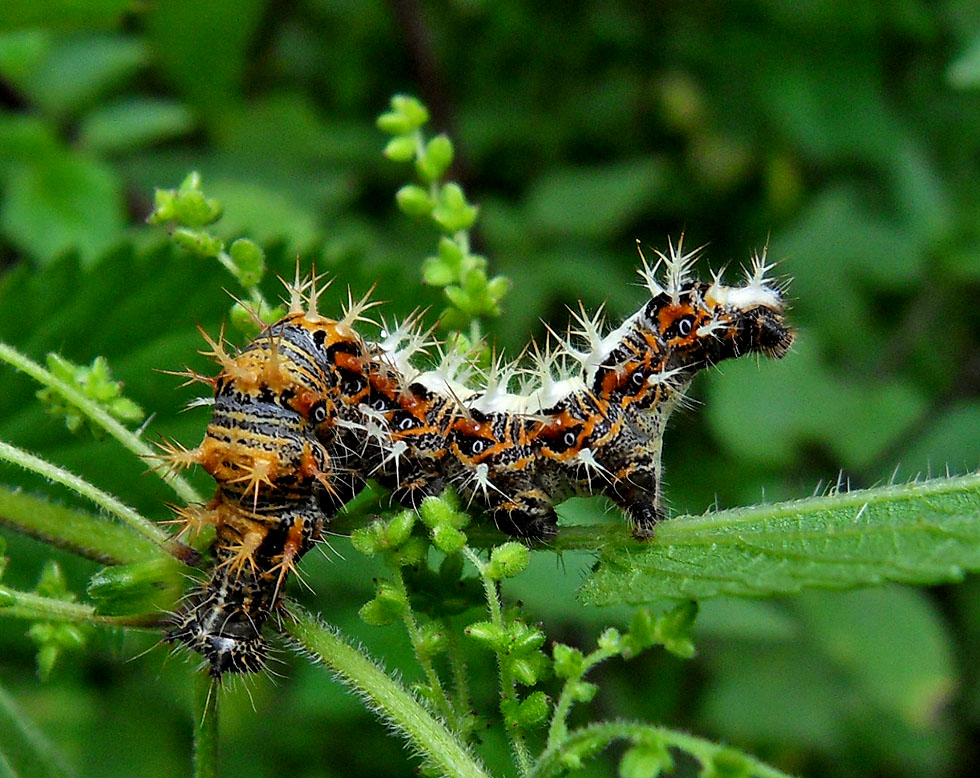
[77,97,195,154]
[0,682,74,778]
[525,158,668,239]
[580,473,980,604]
[13,33,148,119]
[145,0,265,112]
[0,152,124,266]
[796,587,955,728]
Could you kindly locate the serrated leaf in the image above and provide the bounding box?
[580,474,980,604]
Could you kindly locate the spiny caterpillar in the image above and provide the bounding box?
[163,240,794,676]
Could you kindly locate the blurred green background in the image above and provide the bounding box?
[1,1,979,776]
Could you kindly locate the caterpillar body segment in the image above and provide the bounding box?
[163,240,794,674]
[165,312,357,676]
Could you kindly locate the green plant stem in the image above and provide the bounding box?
[0,586,159,627]
[463,546,534,776]
[545,645,617,750]
[0,485,165,566]
[529,721,798,778]
[286,609,491,778]
[0,440,170,549]
[444,624,472,729]
[193,674,219,778]
[0,342,202,505]
[390,566,459,728]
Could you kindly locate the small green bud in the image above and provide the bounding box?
[552,643,585,678]
[389,535,429,567]
[383,133,417,162]
[619,740,673,778]
[107,397,144,424]
[359,580,407,626]
[173,227,224,258]
[0,588,15,607]
[87,558,183,616]
[598,627,622,653]
[487,542,529,579]
[486,275,511,302]
[431,524,466,555]
[515,691,550,727]
[350,523,384,556]
[416,622,447,659]
[567,679,598,703]
[384,510,416,547]
[657,601,698,659]
[437,236,464,268]
[377,112,412,135]
[396,184,434,217]
[444,285,475,315]
[432,183,478,232]
[229,302,260,338]
[510,651,550,686]
[418,494,457,529]
[421,256,455,286]
[359,598,396,626]
[377,95,429,134]
[415,134,454,181]
[391,95,429,129]
[229,238,266,288]
[39,355,145,434]
[35,643,60,681]
[510,625,546,654]
[37,561,68,598]
[465,620,504,649]
[147,187,176,223]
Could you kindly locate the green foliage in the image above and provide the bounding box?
[0,3,978,778]
[36,354,143,435]
[379,94,509,335]
[582,474,980,603]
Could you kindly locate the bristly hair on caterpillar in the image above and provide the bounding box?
[161,239,794,676]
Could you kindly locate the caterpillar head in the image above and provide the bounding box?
[639,245,794,370]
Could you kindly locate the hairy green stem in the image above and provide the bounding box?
[545,645,617,750]
[444,624,472,731]
[390,565,459,728]
[463,546,533,775]
[0,586,159,627]
[529,721,798,778]
[286,609,491,778]
[0,485,165,566]
[0,440,169,548]
[193,674,219,778]
[0,342,202,505]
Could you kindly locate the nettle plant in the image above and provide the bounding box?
[1,96,979,778]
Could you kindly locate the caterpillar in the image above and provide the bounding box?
[163,240,794,676]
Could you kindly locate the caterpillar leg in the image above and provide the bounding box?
[489,491,559,541]
[623,493,665,539]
